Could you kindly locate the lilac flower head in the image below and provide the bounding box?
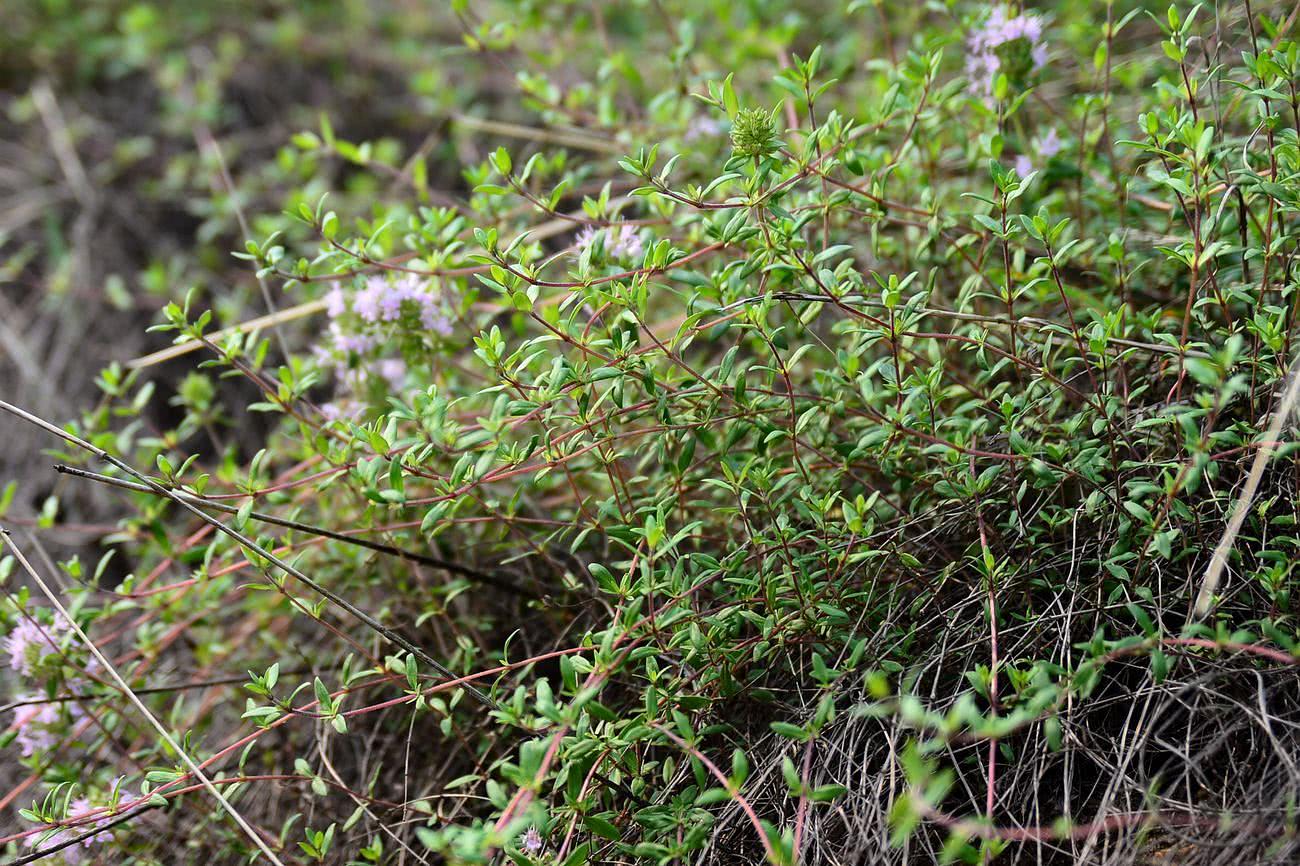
[415,293,454,336]
[965,6,1049,104]
[66,798,116,846]
[1014,154,1034,177]
[575,223,643,261]
[5,615,69,677]
[520,825,545,854]
[313,274,457,417]
[329,323,377,357]
[377,358,408,390]
[25,789,132,863]
[352,278,387,324]
[347,275,454,335]
[11,697,60,756]
[614,225,644,260]
[378,286,407,321]
[324,287,348,319]
[1036,128,1062,159]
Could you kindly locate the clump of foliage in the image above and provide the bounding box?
[4,2,1300,865]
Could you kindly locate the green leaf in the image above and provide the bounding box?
[769,721,808,741]
[584,814,621,840]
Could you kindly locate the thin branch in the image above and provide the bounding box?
[53,464,540,599]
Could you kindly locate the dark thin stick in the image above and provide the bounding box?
[52,464,539,599]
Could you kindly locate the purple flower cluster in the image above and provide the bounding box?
[965,6,1048,104]
[5,612,95,759]
[312,273,459,419]
[377,358,408,390]
[1037,128,1063,158]
[6,614,69,676]
[520,826,545,854]
[331,274,453,336]
[326,323,378,358]
[25,787,134,863]
[11,699,61,756]
[575,223,644,261]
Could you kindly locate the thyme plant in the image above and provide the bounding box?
[4,2,1300,864]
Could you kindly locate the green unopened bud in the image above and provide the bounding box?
[730,107,778,158]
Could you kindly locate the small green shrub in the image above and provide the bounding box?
[4,2,1300,864]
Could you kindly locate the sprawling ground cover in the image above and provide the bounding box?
[3,2,1300,863]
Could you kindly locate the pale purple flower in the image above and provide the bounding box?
[377,287,408,321]
[379,276,420,322]
[329,324,376,356]
[414,293,454,336]
[964,51,1001,101]
[15,725,58,757]
[377,358,407,389]
[320,399,367,425]
[575,223,643,261]
[970,7,1043,52]
[346,276,454,335]
[314,276,456,415]
[520,825,545,854]
[613,225,644,260]
[65,697,88,724]
[1014,155,1033,177]
[324,287,347,319]
[423,307,453,336]
[352,279,386,323]
[25,789,132,862]
[66,797,119,846]
[11,698,60,756]
[965,7,1049,104]
[1037,128,1062,159]
[5,615,68,676]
